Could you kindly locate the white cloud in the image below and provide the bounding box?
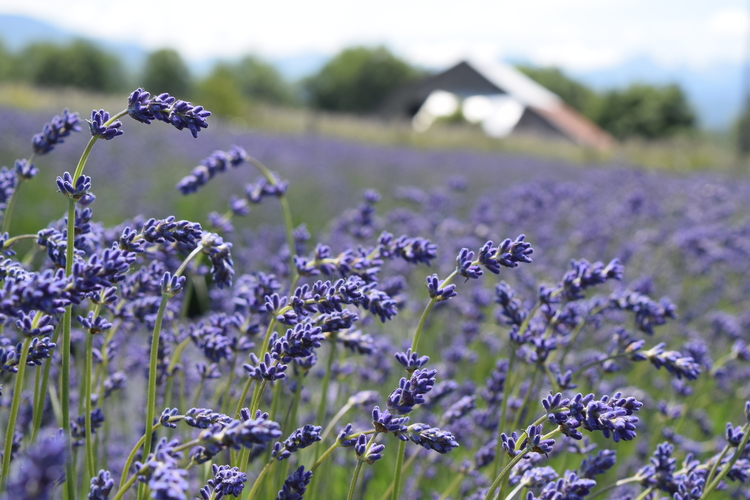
[709,7,750,36]
[530,44,624,72]
[0,0,748,72]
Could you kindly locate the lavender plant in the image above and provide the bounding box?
[0,88,748,500]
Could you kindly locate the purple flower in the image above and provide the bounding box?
[177,146,247,194]
[56,171,92,199]
[372,406,409,436]
[386,368,437,415]
[201,232,235,288]
[32,108,81,154]
[88,109,123,140]
[200,464,247,499]
[478,235,534,273]
[403,423,459,454]
[276,466,312,500]
[14,158,38,179]
[425,274,457,301]
[88,469,114,500]
[355,434,386,464]
[168,99,211,138]
[6,431,67,498]
[394,348,430,371]
[271,424,322,461]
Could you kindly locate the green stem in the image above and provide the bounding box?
[587,477,641,499]
[61,197,76,500]
[348,434,377,500]
[1,336,32,488]
[493,347,516,478]
[701,421,750,499]
[246,156,296,280]
[484,448,529,500]
[703,443,730,491]
[220,357,238,414]
[2,233,38,248]
[569,352,630,380]
[2,157,31,234]
[510,366,539,433]
[31,322,62,441]
[438,471,466,500]
[505,479,528,500]
[141,294,169,476]
[634,486,655,500]
[486,415,558,500]
[234,377,255,418]
[309,429,373,473]
[83,331,96,479]
[319,401,353,444]
[117,426,160,492]
[175,244,204,277]
[111,473,139,500]
[378,448,422,500]
[315,340,337,455]
[390,439,406,500]
[250,379,268,415]
[245,459,274,500]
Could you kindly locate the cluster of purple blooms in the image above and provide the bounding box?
[0,89,749,500]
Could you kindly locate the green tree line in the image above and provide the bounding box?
[0,38,703,141]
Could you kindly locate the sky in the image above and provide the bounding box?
[0,0,748,72]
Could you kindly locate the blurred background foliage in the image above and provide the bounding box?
[0,36,749,167]
[302,45,423,113]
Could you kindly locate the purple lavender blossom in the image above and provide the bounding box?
[354,434,386,464]
[88,109,123,140]
[199,464,247,499]
[177,146,247,194]
[276,466,312,500]
[32,108,81,154]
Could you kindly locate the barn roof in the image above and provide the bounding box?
[379,59,613,150]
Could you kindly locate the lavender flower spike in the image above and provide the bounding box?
[88,109,123,140]
[32,108,81,154]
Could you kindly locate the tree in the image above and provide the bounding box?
[140,48,192,97]
[594,84,696,140]
[195,63,247,119]
[735,99,750,156]
[0,39,18,82]
[516,65,600,120]
[21,40,125,93]
[231,55,294,105]
[304,46,421,113]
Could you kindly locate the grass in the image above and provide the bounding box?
[0,82,745,173]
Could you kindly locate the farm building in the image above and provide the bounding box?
[379,59,613,150]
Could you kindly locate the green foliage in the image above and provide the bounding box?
[595,83,696,140]
[0,40,17,82]
[195,63,248,119]
[20,39,126,93]
[735,99,750,156]
[140,48,192,97]
[305,46,422,113]
[517,65,600,120]
[230,55,294,105]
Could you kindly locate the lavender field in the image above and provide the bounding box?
[1,95,749,500]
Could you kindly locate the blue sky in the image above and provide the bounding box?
[0,0,747,72]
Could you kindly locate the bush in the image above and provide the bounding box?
[20,39,126,93]
[594,83,696,140]
[140,48,193,98]
[305,45,421,113]
[517,65,601,121]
